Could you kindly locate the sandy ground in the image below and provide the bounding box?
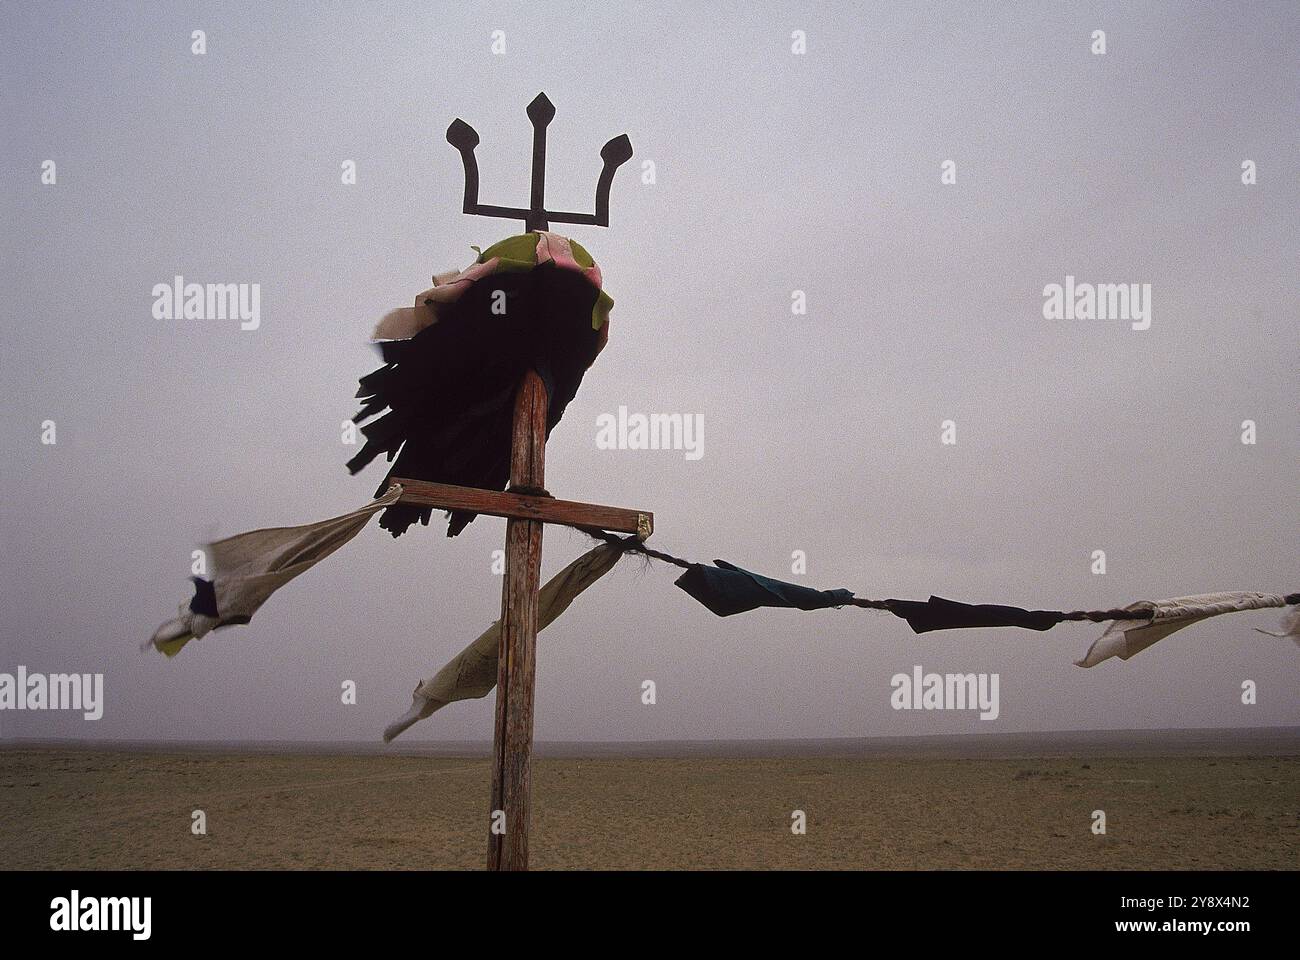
[2,736,1295,869]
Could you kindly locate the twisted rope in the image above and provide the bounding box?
[579,526,1299,624]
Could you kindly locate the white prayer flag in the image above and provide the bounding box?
[1075,592,1290,668]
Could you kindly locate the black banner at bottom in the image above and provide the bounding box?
[3,869,1285,945]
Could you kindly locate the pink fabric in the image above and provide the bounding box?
[371,233,605,342]
[370,256,502,341]
[536,232,603,292]
[425,257,501,304]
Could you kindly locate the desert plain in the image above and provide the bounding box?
[1,728,1294,870]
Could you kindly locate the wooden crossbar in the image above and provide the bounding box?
[392,477,653,540]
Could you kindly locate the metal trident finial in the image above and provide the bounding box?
[446,92,633,233]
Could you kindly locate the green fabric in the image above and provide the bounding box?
[475,233,611,329]
[476,232,597,269]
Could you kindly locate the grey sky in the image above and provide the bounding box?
[1,1,1296,744]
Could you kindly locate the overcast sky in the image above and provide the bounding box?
[2,1,1296,744]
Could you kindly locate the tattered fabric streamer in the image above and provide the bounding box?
[675,559,854,616]
[1074,592,1295,668]
[383,542,624,742]
[602,544,1170,631]
[586,532,1299,666]
[147,485,403,657]
[147,497,1296,698]
[1254,606,1300,641]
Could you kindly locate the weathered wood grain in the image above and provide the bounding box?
[392,478,652,539]
[487,370,548,871]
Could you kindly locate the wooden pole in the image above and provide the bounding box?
[488,369,548,870]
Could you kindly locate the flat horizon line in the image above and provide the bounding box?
[3,725,1297,760]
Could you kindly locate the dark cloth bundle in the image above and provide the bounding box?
[883,596,1062,633]
[348,261,606,537]
[674,560,1065,632]
[674,560,856,616]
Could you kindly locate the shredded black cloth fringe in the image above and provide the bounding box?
[582,530,1300,634]
[347,263,605,537]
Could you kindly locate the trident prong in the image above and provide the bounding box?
[446,92,633,233]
